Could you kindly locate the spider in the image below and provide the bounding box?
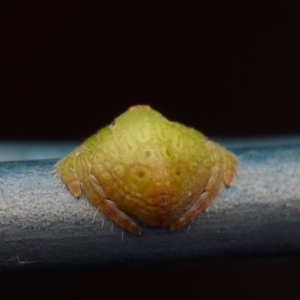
[55,105,237,235]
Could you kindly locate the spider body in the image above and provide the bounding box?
[56,105,237,235]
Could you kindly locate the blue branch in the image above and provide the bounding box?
[0,138,300,273]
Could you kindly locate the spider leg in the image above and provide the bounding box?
[169,141,224,231]
[222,149,237,187]
[75,151,142,235]
[55,148,82,197]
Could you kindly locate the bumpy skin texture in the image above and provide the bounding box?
[55,105,237,235]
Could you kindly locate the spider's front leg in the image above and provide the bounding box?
[55,147,83,198]
[73,149,142,235]
[169,141,228,231]
[222,148,237,187]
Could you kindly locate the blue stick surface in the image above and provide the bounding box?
[0,138,300,273]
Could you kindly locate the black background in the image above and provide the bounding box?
[1,2,300,300]
[2,2,300,141]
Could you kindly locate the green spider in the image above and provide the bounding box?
[55,105,237,235]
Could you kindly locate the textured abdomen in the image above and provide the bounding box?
[91,121,211,226]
